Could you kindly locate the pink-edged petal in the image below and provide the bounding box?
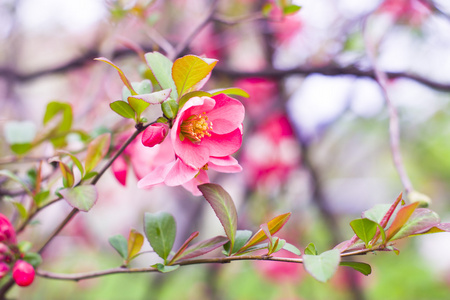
[137,162,175,188]
[209,156,242,173]
[173,138,210,169]
[201,129,242,157]
[131,138,175,179]
[182,170,210,196]
[164,159,199,186]
[111,155,128,186]
[208,94,245,134]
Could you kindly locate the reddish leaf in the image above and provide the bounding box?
[169,231,199,264]
[199,184,238,253]
[174,236,229,261]
[386,202,420,241]
[236,212,291,254]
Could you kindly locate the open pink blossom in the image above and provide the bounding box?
[0,213,16,244]
[171,94,245,169]
[111,130,174,186]
[138,154,242,196]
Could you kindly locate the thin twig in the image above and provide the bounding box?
[363,21,414,194]
[170,0,220,60]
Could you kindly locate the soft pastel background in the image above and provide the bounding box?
[1,0,450,299]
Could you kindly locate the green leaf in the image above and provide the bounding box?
[283,4,301,15]
[340,261,372,276]
[223,230,252,255]
[109,234,128,260]
[268,237,286,255]
[59,161,74,188]
[127,229,144,261]
[152,263,180,273]
[176,236,229,261]
[11,201,28,219]
[172,55,217,98]
[350,218,378,246]
[237,212,291,254]
[110,101,135,119]
[145,52,178,100]
[386,202,420,241]
[57,150,84,177]
[169,231,199,264]
[304,242,317,255]
[128,97,150,119]
[10,144,33,155]
[43,102,73,147]
[144,212,176,263]
[59,185,98,212]
[262,3,273,17]
[210,88,249,98]
[178,91,211,109]
[85,133,111,173]
[303,249,340,282]
[0,170,33,197]
[82,171,98,181]
[131,89,171,104]
[283,242,301,256]
[95,57,137,95]
[18,241,32,253]
[161,99,179,119]
[23,252,42,268]
[198,184,238,254]
[363,204,391,224]
[33,190,49,206]
[4,121,36,154]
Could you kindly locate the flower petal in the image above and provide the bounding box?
[173,138,210,169]
[182,170,209,196]
[208,94,245,134]
[201,129,242,157]
[137,162,175,188]
[111,155,128,186]
[209,156,242,173]
[164,159,199,186]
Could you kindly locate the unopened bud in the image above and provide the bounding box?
[141,123,169,147]
[12,260,35,287]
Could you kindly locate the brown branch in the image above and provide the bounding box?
[213,65,450,92]
[36,247,378,282]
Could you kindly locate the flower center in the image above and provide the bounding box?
[179,113,213,143]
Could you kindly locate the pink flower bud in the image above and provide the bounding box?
[0,213,16,244]
[0,262,9,279]
[141,123,169,147]
[12,260,35,287]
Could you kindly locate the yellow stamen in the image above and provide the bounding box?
[180,112,213,143]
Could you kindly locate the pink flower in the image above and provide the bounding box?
[0,262,9,279]
[141,123,169,147]
[0,213,16,244]
[12,260,35,287]
[378,0,430,26]
[138,94,245,195]
[172,94,245,169]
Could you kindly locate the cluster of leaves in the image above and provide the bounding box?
[108,187,450,282]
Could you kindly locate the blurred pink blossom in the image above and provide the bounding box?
[242,112,301,189]
[235,77,278,118]
[255,249,304,283]
[0,213,16,245]
[378,0,431,26]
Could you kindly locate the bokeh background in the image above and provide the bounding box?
[1,0,450,299]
